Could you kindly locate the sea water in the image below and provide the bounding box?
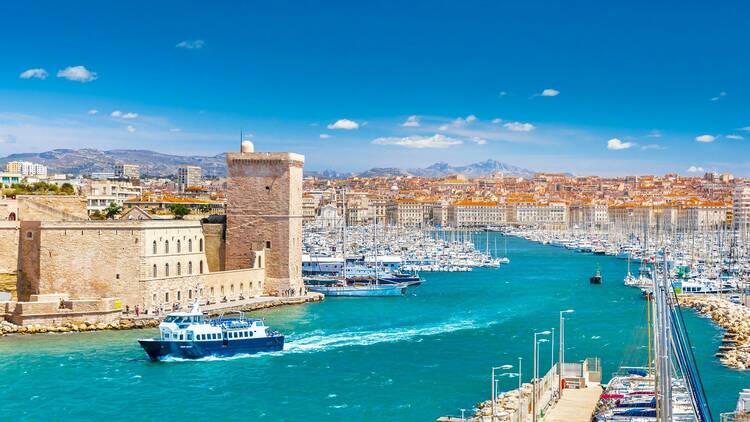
[0,235,746,420]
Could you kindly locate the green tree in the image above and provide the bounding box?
[90,210,105,220]
[104,202,123,220]
[169,204,191,220]
[60,182,75,195]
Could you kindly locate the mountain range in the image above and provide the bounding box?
[0,149,534,179]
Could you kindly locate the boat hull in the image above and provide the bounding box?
[307,284,407,297]
[138,335,284,361]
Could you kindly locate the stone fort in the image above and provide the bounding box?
[2,142,305,324]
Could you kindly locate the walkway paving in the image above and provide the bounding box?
[542,385,601,422]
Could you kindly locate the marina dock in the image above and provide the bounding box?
[542,385,601,422]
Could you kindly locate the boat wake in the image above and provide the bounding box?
[157,318,499,363]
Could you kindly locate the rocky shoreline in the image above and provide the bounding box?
[679,295,750,370]
[0,318,160,336]
[0,293,325,338]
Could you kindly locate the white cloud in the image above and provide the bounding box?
[540,88,560,97]
[498,91,508,97]
[372,134,462,149]
[19,68,48,80]
[726,134,744,140]
[57,65,97,82]
[438,124,449,131]
[87,109,98,115]
[176,39,205,49]
[111,111,138,119]
[471,137,487,145]
[646,130,662,138]
[126,125,136,133]
[491,118,503,124]
[641,144,667,150]
[709,91,727,101]
[741,127,750,132]
[327,119,359,130]
[687,166,705,173]
[695,134,716,143]
[401,115,420,127]
[503,121,535,132]
[319,133,332,139]
[607,138,635,150]
[450,115,477,127]
[169,128,182,132]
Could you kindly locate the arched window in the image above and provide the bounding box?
[177,240,181,253]
[165,240,170,254]
[221,286,225,295]
[188,261,193,274]
[8,212,16,221]
[153,241,157,254]
[230,284,235,293]
[153,293,157,303]
[188,239,193,252]
[199,238,203,252]
[240,283,244,293]
[199,260,204,274]
[152,264,157,277]
[165,263,170,277]
[258,256,262,268]
[177,262,181,276]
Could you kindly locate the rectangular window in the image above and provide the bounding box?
[266,241,271,249]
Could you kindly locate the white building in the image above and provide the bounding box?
[5,161,47,178]
[177,165,202,192]
[83,179,143,213]
[733,185,750,233]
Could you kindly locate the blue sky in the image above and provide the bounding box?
[1,1,750,175]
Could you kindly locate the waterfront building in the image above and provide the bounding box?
[386,199,430,226]
[733,185,750,234]
[177,165,202,192]
[90,172,115,180]
[114,163,140,180]
[569,203,609,230]
[344,191,371,225]
[302,194,319,224]
[317,203,341,229]
[225,140,305,296]
[447,200,505,227]
[511,201,569,230]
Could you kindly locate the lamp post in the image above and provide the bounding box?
[533,330,551,422]
[491,364,514,421]
[518,357,523,390]
[559,309,575,398]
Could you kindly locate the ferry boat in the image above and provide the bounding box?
[138,302,284,360]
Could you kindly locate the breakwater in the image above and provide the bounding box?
[679,295,750,370]
[0,318,160,336]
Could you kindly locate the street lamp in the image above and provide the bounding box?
[533,330,551,422]
[559,309,575,398]
[491,364,514,421]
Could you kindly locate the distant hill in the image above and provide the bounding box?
[0,149,534,179]
[0,149,227,177]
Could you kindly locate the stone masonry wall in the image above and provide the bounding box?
[18,221,143,304]
[139,268,265,313]
[17,195,88,222]
[0,222,19,274]
[225,152,304,296]
[202,223,225,272]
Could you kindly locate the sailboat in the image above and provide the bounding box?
[498,235,510,264]
[306,197,407,297]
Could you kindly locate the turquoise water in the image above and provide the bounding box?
[0,235,746,420]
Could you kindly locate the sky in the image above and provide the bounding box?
[1,1,750,176]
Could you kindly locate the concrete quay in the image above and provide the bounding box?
[202,292,324,316]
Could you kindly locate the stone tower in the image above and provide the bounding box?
[225,140,305,296]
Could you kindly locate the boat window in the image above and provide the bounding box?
[179,334,184,340]
[187,332,193,340]
[164,316,176,322]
